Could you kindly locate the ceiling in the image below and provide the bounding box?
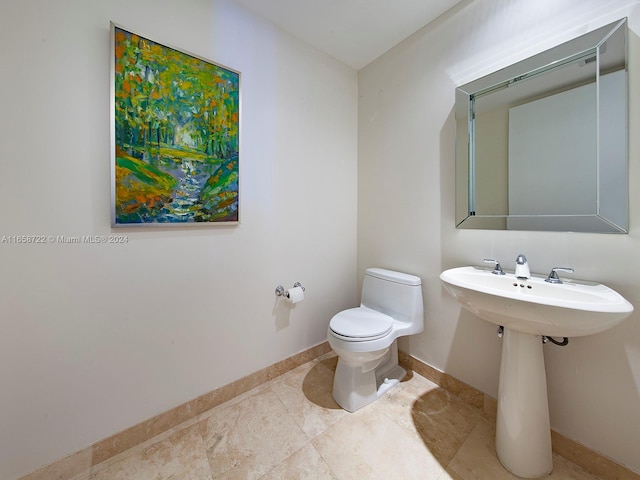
[233,0,463,70]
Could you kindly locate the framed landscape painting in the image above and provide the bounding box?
[110,22,240,226]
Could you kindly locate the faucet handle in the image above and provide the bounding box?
[545,267,574,284]
[484,258,505,275]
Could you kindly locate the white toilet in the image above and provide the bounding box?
[327,268,424,412]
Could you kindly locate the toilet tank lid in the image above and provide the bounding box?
[365,268,421,286]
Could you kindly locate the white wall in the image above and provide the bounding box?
[358,0,640,473]
[0,0,358,478]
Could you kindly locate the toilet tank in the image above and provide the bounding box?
[361,268,424,330]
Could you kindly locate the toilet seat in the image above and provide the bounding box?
[329,307,393,341]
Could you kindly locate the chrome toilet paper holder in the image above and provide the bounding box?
[275,282,305,298]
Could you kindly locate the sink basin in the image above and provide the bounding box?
[440,265,633,478]
[440,266,633,337]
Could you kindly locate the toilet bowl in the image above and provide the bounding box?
[328,268,424,412]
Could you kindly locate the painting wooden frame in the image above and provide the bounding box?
[110,22,240,226]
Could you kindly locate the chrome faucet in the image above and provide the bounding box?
[515,254,530,280]
[484,258,505,275]
[545,267,574,284]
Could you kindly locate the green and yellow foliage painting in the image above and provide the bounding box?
[112,25,239,224]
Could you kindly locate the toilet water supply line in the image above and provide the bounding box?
[496,326,569,346]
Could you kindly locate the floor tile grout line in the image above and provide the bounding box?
[309,436,348,480]
[79,351,333,478]
[269,356,346,443]
[88,381,278,478]
[376,369,489,477]
[309,439,343,480]
[86,413,208,478]
[41,350,634,480]
[443,416,488,475]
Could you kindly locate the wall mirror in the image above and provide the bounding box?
[455,18,628,233]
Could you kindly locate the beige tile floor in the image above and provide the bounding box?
[81,353,602,480]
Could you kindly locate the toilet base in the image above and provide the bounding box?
[332,340,405,412]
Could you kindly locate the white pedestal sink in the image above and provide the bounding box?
[440,266,633,478]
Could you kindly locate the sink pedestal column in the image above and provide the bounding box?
[496,328,553,478]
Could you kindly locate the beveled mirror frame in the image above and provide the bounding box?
[455,19,628,233]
